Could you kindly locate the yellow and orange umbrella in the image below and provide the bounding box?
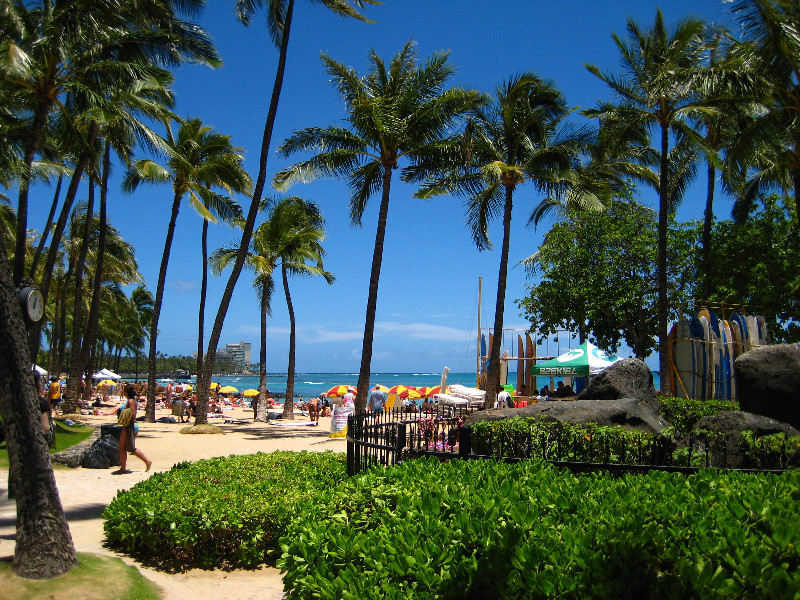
[403,389,423,400]
[242,389,260,397]
[327,384,356,397]
[218,385,239,394]
[388,385,410,395]
[424,385,449,397]
[371,384,389,393]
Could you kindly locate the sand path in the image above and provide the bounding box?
[1,406,343,599]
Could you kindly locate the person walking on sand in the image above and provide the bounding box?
[308,394,320,425]
[48,376,62,416]
[114,384,152,475]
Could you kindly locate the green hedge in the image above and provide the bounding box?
[102,451,346,569]
[280,458,800,599]
[658,397,739,436]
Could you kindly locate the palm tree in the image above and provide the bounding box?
[194,0,377,420]
[414,73,582,407]
[0,0,220,287]
[274,42,484,410]
[585,9,710,394]
[729,0,800,221]
[123,118,251,421]
[211,196,333,422]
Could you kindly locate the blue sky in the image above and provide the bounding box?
[29,0,739,373]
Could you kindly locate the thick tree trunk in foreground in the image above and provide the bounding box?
[0,230,77,579]
[196,220,209,377]
[196,0,295,424]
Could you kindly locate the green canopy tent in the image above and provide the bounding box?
[531,341,622,378]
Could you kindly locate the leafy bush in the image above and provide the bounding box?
[659,397,739,436]
[280,458,800,599]
[102,451,346,569]
[741,431,800,470]
[470,417,671,465]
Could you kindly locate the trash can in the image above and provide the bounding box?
[100,424,123,441]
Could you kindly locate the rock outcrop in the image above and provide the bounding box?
[577,358,656,404]
[735,344,800,429]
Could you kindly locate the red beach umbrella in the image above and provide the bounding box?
[327,384,356,397]
[425,385,449,397]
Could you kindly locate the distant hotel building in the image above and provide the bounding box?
[216,341,252,370]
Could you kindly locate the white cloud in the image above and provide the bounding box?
[167,279,198,293]
[374,321,471,342]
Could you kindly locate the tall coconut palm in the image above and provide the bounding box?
[211,196,333,421]
[193,0,377,422]
[274,42,484,410]
[123,118,251,421]
[0,0,220,288]
[585,9,710,394]
[729,0,800,221]
[414,73,581,407]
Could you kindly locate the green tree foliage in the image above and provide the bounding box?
[518,200,696,358]
[702,195,799,342]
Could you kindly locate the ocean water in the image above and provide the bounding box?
[161,371,661,399]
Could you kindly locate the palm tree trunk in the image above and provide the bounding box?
[355,164,393,411]
[30,175,63,278]
[63,178,96,414]
[14,100,52,286]
[81,142,111,404]
[485,185,514,409]
[28,120,100,362]
[701,161,715,300]
[257,290,268,422]
[196,219,208,376]
[196,0,295,424]
[282,264,296,419]
[147,191,183,422]
[0,222,78,579]
[657,123,670,395]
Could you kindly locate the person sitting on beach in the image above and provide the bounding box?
[421,398,431,413]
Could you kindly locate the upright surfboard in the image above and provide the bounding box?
[721,320,735,400]
[689,316,706,400]
[698,315,713,400]
[730,313,749,354]
[746,315,759,349]
[756,315,768,347]
[516,335,524,395]
[526,333,535,393]
[674,317,693,399]
[729,318,743,358]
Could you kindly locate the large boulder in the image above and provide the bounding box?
[691,411,800,469]
[735,344,800,429]
[465,397,670,434]
[577,358,656,405]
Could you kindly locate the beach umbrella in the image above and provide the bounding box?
[388,385,409,395]
[424,385,449,397]
[403,389,423,400]
[209,382,220,390]
[327,384,356,397]
[98,379,117,387]
[371,384,389,393]
[243,389,260,397]
[219,385,239,394]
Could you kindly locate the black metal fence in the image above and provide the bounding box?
[345,408,791,477]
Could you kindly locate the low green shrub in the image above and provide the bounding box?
[471,417,670,465]
[741,431,800,470]
[659,397,739,436]
[102,450,346,569]
[280,458,800,599]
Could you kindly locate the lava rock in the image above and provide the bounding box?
[735,344,800,429]
[577,358,656,405]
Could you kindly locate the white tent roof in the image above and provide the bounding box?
[33,364,48,375]
[93,368,121,380]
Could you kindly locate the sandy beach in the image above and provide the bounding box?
[0,404,343,599]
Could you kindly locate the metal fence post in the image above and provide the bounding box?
[459,425,471,457]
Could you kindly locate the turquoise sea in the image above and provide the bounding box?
[153,371,661,399]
